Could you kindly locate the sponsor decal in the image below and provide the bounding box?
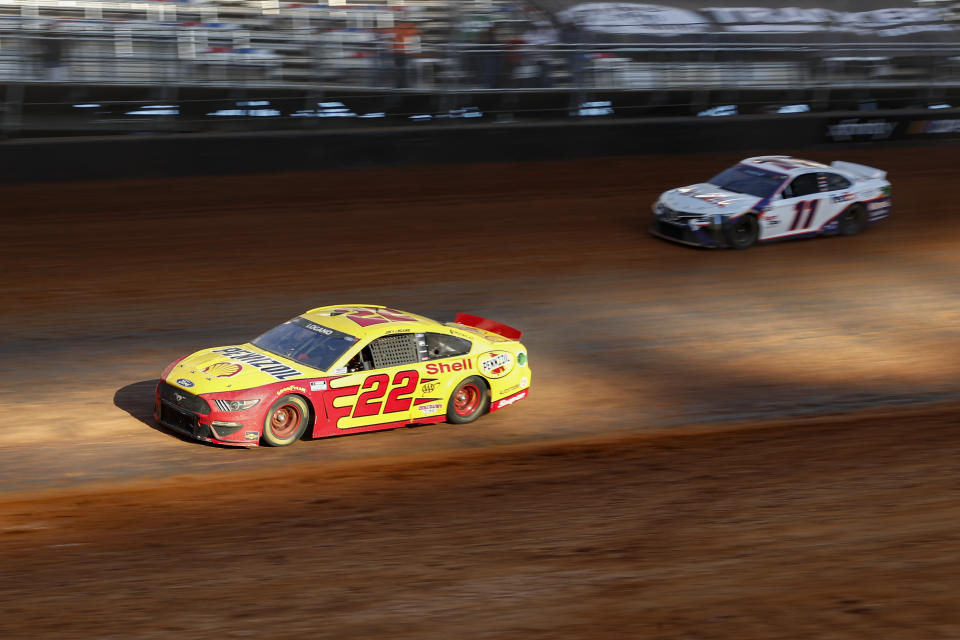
[176,378,194,388]
[496,391,527,410]
[867,200,890,212]
[202,362,242,378]
[478,351,514,379]
[421,381,441,394]
[244,431,259,441]
[832,193,854,203]
[212,347,303,381]
[310,380,328,391]
[827,119,896,142]
[417,403,443,415]
[692,193,738,207]
[276,385,307,396]
[424,358,473,376]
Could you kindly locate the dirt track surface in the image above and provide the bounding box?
[2,146,960,637]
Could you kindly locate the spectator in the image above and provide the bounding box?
[559,20,585,87]
[38,22,66,80]
[523,21,557,88]
[383,22,420,89]
[478,22,502,89]
[502,29,527,88]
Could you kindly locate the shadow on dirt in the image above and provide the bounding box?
[113,379,220,447]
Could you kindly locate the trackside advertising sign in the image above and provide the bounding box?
[824,115,960,143]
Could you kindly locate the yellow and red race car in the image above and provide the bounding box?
[155,305,531,447]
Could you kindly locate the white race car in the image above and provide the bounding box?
[650,156,891,249]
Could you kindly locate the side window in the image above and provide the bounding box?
[420,333,472,360]
[821,172,852,191]
[346,333,418,372]
[783,173,820,199]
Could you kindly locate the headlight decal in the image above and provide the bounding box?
[213,398,261,412]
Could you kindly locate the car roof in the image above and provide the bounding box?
[300,304,445,339]
[740,155,833,175]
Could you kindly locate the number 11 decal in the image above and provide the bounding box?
[790,200,819,231]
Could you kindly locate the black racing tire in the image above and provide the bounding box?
[446,376,490,425]
[726,215,759,250]
[838,204,868,236]
[261,395,310,447]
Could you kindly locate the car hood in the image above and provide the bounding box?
[164,344,312,394]
[661,184,762,216]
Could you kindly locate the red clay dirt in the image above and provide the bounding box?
[1,146,960,638]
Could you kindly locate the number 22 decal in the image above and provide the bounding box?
[790,200,820,231]
[352,370,419,418]
[335,307,418,327]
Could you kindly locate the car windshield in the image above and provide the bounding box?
[252,317,358,372]
[708,165,788,198]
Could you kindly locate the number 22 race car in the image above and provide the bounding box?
[651,155,892,249]
[155,305,531,447]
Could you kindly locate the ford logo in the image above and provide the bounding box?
[176,378,195,388]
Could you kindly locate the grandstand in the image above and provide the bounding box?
[2,0,960,136]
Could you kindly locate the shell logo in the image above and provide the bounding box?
[202,362,243,378]
[478,351,514,379]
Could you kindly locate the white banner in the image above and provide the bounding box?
[557,3,710,34]
[558,3,958,37]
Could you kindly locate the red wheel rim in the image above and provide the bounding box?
[453,384,481,417]
[270,404,301,439]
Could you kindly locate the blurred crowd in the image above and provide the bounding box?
[5,0,608,89]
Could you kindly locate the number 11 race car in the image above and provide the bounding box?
[651,155,892,249]
[155,305,531,447]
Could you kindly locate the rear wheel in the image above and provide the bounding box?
[726,215,758,250]
[446,376,489,424]
[838,204,867,236]
[261,395,309,447]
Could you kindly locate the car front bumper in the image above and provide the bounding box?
[649,219,727,248]
[155,382,262,447]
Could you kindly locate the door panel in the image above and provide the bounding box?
[326,365,427,430]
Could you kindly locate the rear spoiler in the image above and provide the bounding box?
[454,313,523,341]
[831,161,886,181]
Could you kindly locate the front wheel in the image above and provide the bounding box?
[726,215,759,250]
[838,204,867,236]
[261,395,310,447]
[446,376,489,424]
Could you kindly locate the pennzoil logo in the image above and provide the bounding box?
[202,362,243,378]
[478,351,514,379]
[212,347,303,381]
